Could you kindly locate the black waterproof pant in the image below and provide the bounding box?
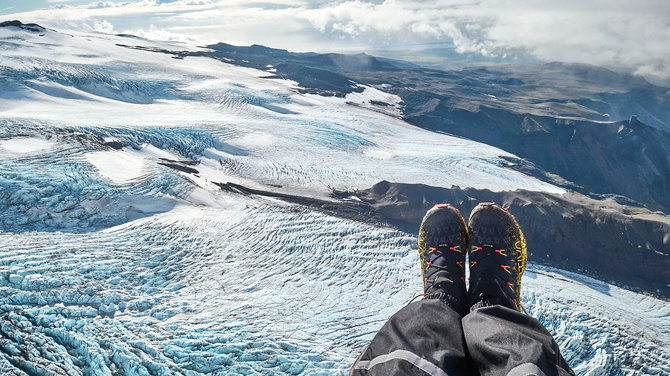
[350,299,575,376]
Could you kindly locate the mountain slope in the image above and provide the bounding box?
[144,36,670,213]
[0,21,669,375]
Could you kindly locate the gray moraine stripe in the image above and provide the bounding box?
[353,349,449,376]
[507,363,549,376]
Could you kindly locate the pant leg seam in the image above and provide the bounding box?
[353,349,449,376]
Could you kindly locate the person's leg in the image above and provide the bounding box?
[350,204,474,376]
[463,203,574,376]
[462,305,574,376]
[350,299,470,376]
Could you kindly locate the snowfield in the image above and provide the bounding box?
[0,25,668,375]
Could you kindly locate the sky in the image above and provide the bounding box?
[2,0,670,85]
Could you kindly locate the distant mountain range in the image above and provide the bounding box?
[115,36,670,213]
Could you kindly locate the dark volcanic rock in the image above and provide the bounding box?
[344,181,670,298]
[215,182,384,225]
[408,108,670,212]
[345,62,670,212]
[184,43,399,97]
[0,20,46,33]
[158,159,199,174]
[104,140,124,150]
[205,43,396,73]
[269,63,363,97]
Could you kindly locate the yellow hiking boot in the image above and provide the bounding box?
[418,204,469,316]
[467,203,527,312]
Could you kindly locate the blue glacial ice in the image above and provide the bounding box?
[1,202,669,375]
[0,25,668,375]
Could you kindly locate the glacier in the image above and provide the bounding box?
[0,24,669,375]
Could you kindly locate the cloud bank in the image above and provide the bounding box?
[3,0,670,85]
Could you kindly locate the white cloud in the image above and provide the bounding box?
[3,0,670,85]
[93,19,114,33]
[122,24,204,43]
[298,0,670,84]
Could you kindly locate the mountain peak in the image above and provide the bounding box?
[0,20,46,33]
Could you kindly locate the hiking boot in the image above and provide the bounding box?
[467,203,527,312]
[418,204,469,316]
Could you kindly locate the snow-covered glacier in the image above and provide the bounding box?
[0,25,668,375]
